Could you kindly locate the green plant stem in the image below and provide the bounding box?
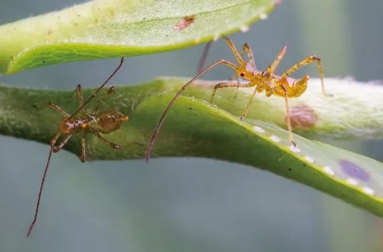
[1,77,383,217]
[1,77,383,152]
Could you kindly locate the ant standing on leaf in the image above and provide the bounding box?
[146,37,326,162]
[27,57,128,237]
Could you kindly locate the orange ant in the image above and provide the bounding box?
[27,57,128,237]
[145,38,326,162]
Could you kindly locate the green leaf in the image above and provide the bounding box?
[192,77,383,140]
[0,0,278,74]
[0,77,383,216]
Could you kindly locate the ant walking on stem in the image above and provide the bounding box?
[146,38,326,162]
[27,57,128,237]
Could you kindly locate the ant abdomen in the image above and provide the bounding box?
[95,110,129,134]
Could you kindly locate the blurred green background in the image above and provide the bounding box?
[1,0,383,252]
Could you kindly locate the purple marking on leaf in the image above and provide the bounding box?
[339,160,370,181]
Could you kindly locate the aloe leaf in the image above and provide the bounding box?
[0,77,382,216]
[0,0,278,74]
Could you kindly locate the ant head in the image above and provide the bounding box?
[237,62,255,80]
[236,62,254,81]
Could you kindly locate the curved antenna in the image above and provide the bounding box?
[145,59,238,162]
[67,57,125,120]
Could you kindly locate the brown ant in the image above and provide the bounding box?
[145,38,326,162]
[27,58,128,237]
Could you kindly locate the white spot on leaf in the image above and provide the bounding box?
[240,25,249,32]
[346,178,358,186]
[289,145,301,153]
[269,135,281,143]
[253,126,265,133]
[304,156,314,163]
[323,166,335,176]
[362,187,375,196]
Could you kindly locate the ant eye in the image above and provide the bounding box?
[240,72,245,77]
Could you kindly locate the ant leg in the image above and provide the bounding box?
[89,128,122,149]
[225,38,245,64]
[92,86,116,113]
[80,134,86,162]
[281,56,326,95]
[211,82,254,103]
[198,38,249,76]
[197,41,212,73]
[77,84,83,107]
[236,46,262,120]
[51,134,74,153]
[233,77,241,99]
[268,46,287,74]
[76,84,87,116]
[240,83,259,120]
[242,43,256,69]
[281,85,296,146]
[233,43,257,99]
[48,102,70,117]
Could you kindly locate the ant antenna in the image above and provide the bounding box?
[67,57,125,120]
[26,143,55,237]
[145,58,237,162]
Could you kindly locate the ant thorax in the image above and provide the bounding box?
[59,118,84,134]
[241,62,259,79]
